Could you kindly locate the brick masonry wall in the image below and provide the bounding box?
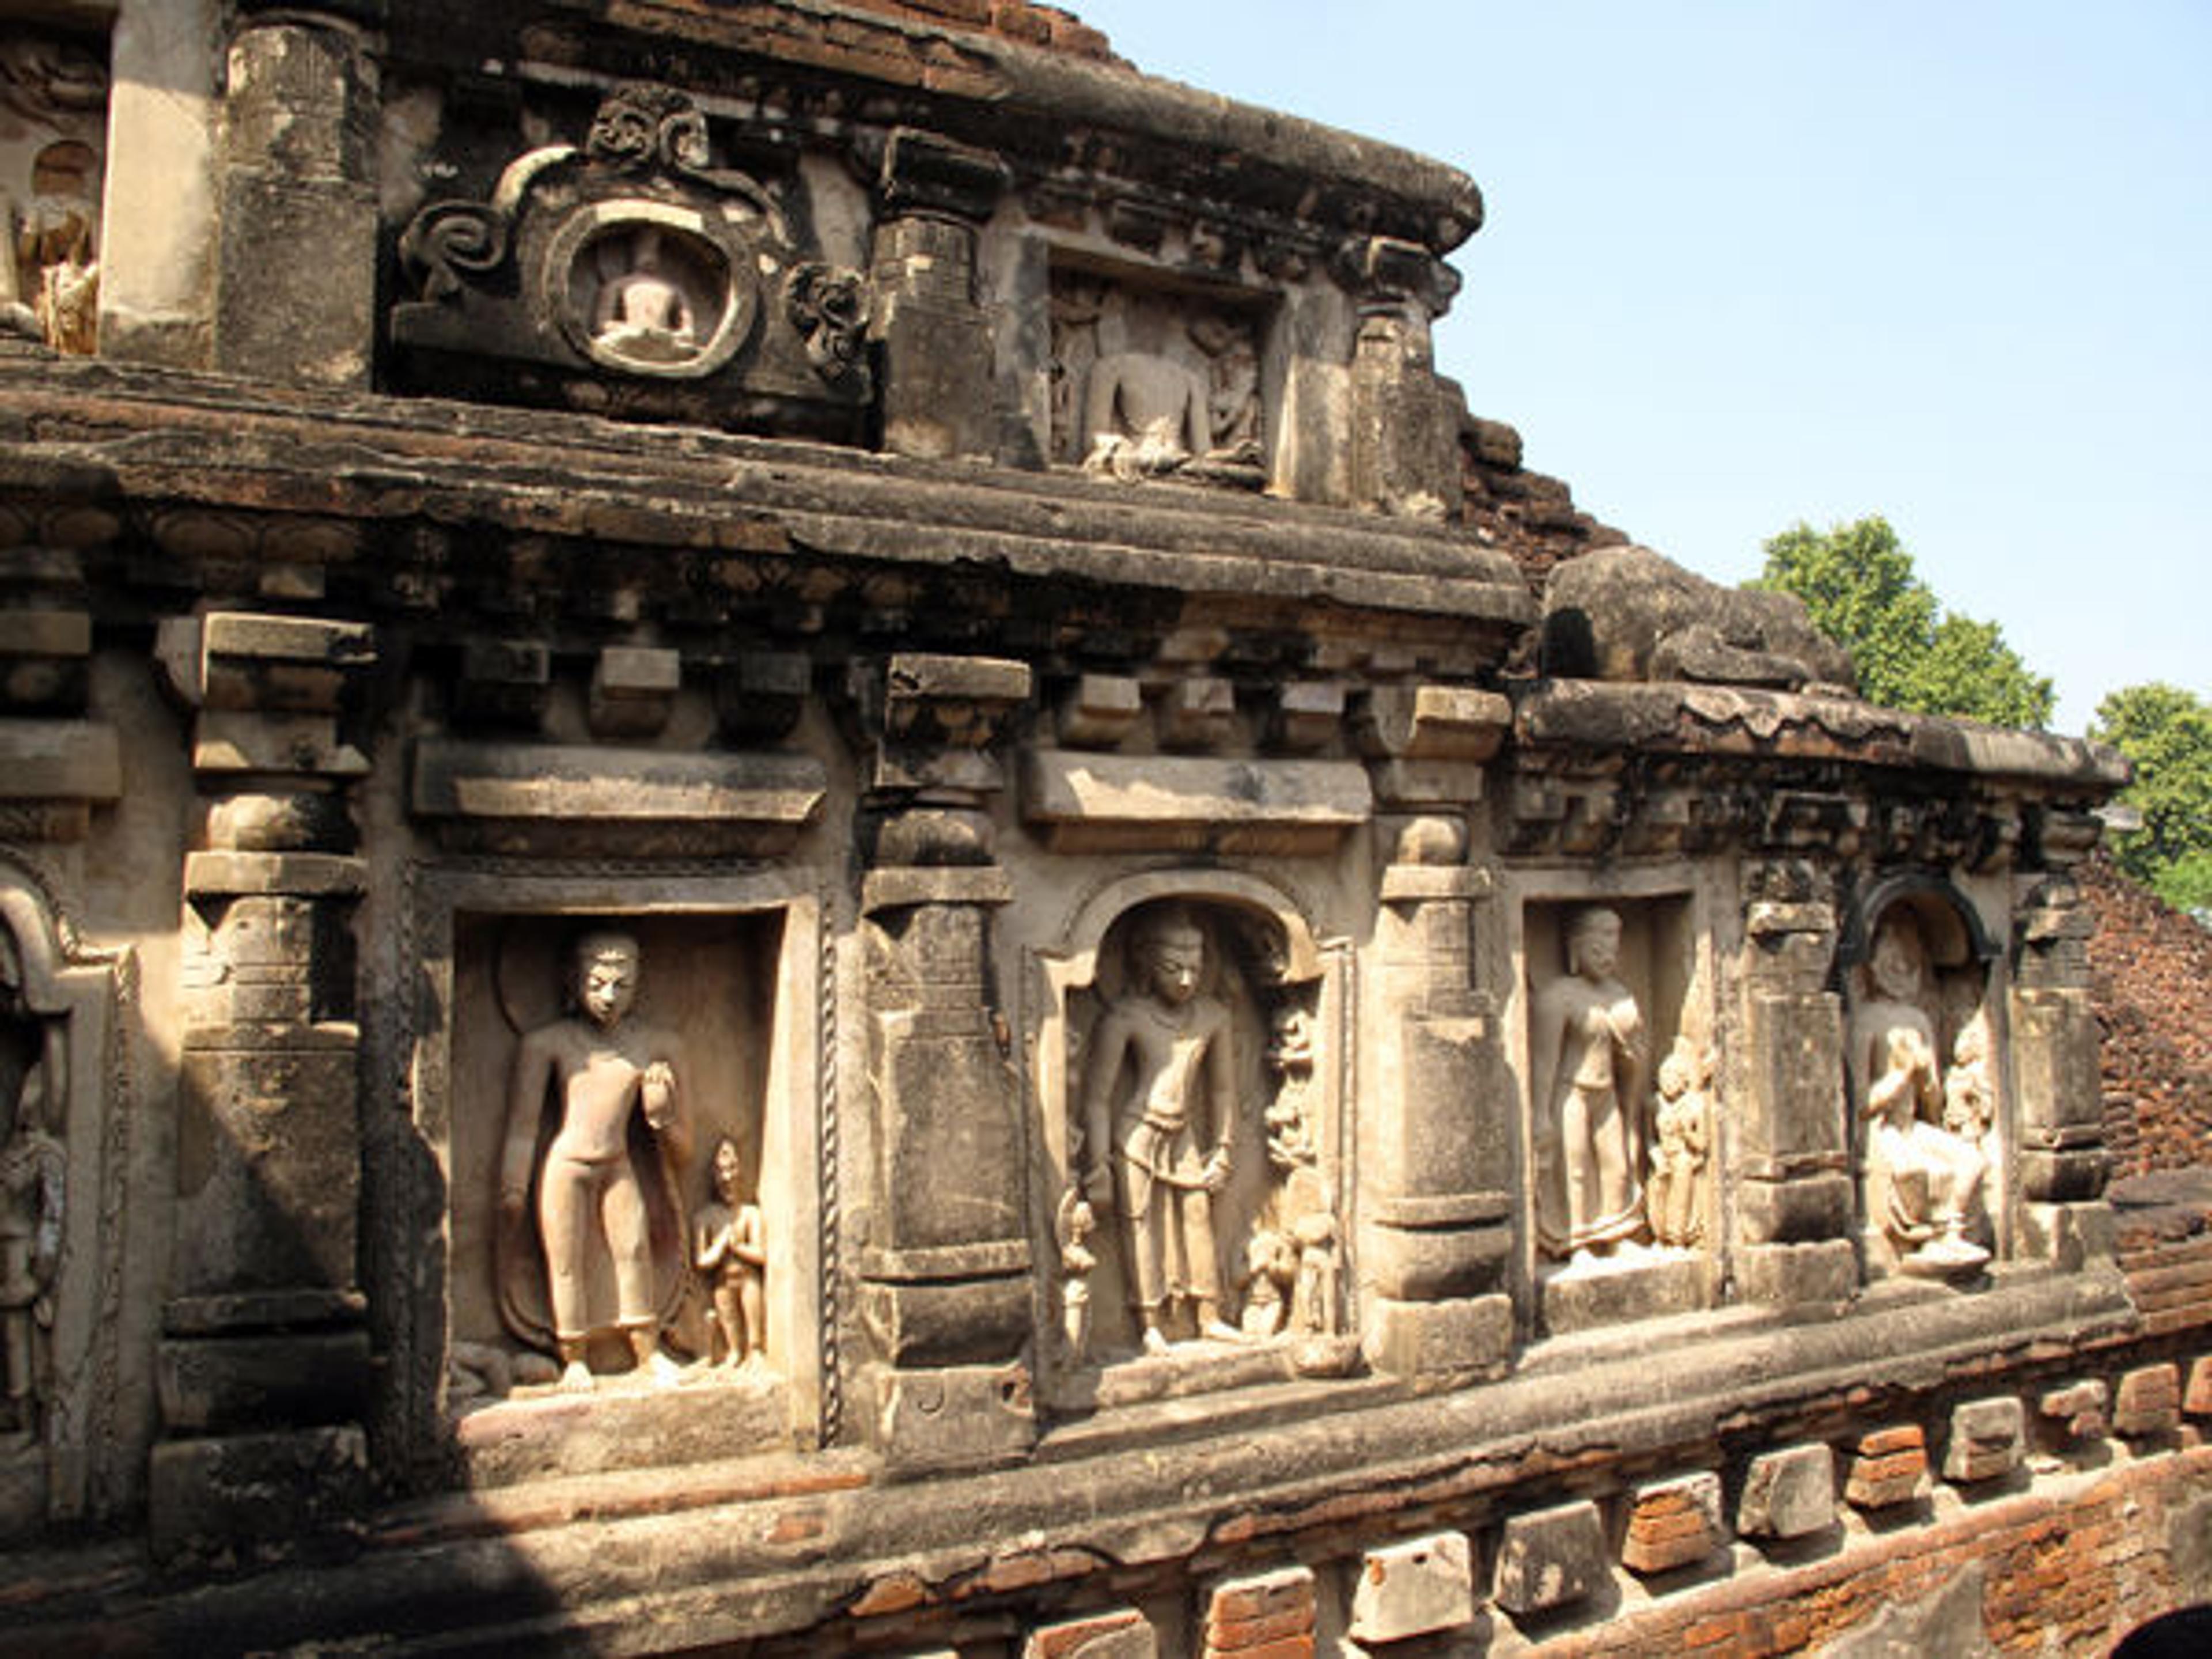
[831,0,1121,62]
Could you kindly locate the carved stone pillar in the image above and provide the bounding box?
[868,129,1007,461]
[2012,830,2112,1267]
[1733,861,1858,1305]
[856,653,1035,1470]
[215,3,382,387]
[1344,237,1464,521]
[1356,687,1514,1377]
[150,611,376,1559]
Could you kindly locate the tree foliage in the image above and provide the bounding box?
[1750,516,2055,728]
[2092,682,2212,912]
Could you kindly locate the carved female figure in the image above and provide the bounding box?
[1078,907,1241,1354]
[692,1137,766,1369]
[501,930,691,1389]
[1646,1037,1711,1249]
[1529,907,1647,1263]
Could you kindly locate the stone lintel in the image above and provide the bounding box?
[876,127,1009,221]
[0,719,120,801]
[185,850,367,899]
[203,612,376,668]
[411,740,826,827]
[862,866,1014,913]
[1021,749,1370,855]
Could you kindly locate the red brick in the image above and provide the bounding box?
[1205,1605,1314,1649]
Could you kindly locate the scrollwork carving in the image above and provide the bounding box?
[588,82,711,178]
[786,263,869,385]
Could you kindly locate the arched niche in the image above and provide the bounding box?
[1839,872,2005,1275]
[1029,869,1349,1381]
[0,862,130,1537]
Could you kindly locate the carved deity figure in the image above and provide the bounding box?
[1078,907,1240,1355]
[0,968,60,1436]
[692,1137,766,1369]
[1943,1021,1996,1143]
[1055,1186,1099,1361]
[501,930,691,1389]
[1081,306,1210,483]
[1646,1037,1711,1249]
[1188,312,1262,463]
[592,226,699,362]
[1530,907,1648,1263]
[1849,910,1989,1275]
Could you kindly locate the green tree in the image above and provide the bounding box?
[1751,516,2055,728]
[2091,682,2212,911]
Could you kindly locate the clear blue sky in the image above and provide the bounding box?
[1075,2,2211,734]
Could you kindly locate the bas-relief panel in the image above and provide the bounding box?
[1844,891,2001,1279]
[1048,266,1266,486]
[0,26,107,357]
[0,870,128,1537]
[1518,891,1718,1333]
[1033,880,1354,1406]
[402,872,827,1471]
[449,912,777,1384]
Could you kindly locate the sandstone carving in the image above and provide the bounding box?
[499,929,693,1388]
[1077,905,1242,1353]
[694,1137,767,1369]
[1647,1036,1712,1249]
[1529,907,1648,1262]
[1542,543,1856,690]
[1055,1185,1099,1360]
[1849,909,1990,1276]
[0,29,105,358]
[0,971,60,1437]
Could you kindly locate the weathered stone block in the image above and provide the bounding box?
[588,645,681,737]
[157,1329,370,1433]
[1735,1172,1854,1244]
[1738,1444,1836,1540]
[1734,1239,1857,1307]
[1058,673,1143,748]
[1622,1473,1726,1575]
[1541,1252,1706,1336]
[1159,677,1236,751]
[0,718,121,802]
[2115,1363,2181,1438]
[1942,1396,2026,1485]
[1843,1425,1929,1510]
[1494,1501,1607,1616]
[1738,991,1846,1162]
[1349,1530,1473,1645]
[147,1426,369,1563]
[1362,1293,1511,1379]
[1026,1607,1156,1659]
[867,1361,1035,1474]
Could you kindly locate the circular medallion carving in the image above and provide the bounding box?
[544,200,757,380]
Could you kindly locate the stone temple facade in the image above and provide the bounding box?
[0,3,2205,1654]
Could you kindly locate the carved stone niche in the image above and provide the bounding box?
[0,868,129,1540]
[1048,262,1271,489]
[410,873,824,1489]
[1032,874,1354,1413]
[1840,877,2004,1283]
[0,25,109,357]
[1517,891,1717,1338]
[391,82,870,438]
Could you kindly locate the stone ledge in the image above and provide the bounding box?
[0,718,120,802]
[1021,749,1372,855]
[411,741,827,832]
